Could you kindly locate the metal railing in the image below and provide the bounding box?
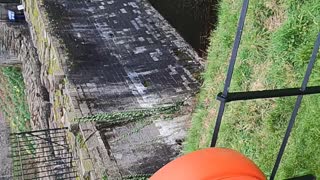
[10,128,77,180]
[210,0,320,179]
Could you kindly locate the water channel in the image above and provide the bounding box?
[149,0,218,56]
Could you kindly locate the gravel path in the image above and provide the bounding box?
[0,112,12,179]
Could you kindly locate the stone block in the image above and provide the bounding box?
[79,148,90,161]
[80,158,94,178]
[68,122,80,134]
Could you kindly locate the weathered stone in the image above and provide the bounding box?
[79,148,90,161]
[80,155,94,178]
[0,0,203,179]
[68,122,80,134]
[0,22,51,130]
[98,115,189,177]
[23,0,203,117]
[0,113,12,179]
[79,122,122,179]
[0,52,20,66]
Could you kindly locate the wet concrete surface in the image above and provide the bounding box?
[97,115,189,176]
[20,0,204,178]
[0,112,12,180]
[43,0,202,115]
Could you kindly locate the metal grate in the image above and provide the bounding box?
[10,128,77,180]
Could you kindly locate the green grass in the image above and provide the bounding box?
[0,67,36,177]
[0,67,31,133]
[102,175,108,180]
[184,0,320,179]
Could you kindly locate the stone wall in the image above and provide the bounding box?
[23,0,76,130]
[0,52,20,66]
[0,23,26,66]
[0,22,50,129]
[0,112,12,179]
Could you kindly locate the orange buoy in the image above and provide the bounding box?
[150,148,266,180]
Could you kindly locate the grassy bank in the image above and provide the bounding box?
[0,67,31,133]
[184,0,320,179]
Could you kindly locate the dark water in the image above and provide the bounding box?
[149,0,218,56]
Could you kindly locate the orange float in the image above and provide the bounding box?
[150,148,266,180]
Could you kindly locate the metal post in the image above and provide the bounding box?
[210,0,249,147]
[270,33,320,180]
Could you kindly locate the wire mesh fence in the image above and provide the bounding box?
[10,128,77,180]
